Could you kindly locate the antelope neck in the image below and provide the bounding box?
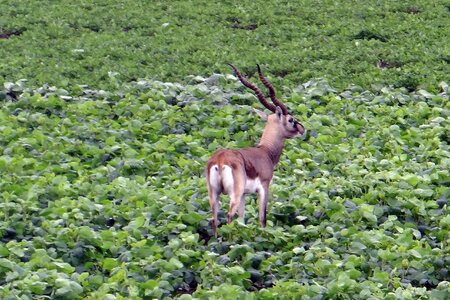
[257,130,286,165]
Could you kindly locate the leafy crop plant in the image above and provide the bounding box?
[0,76,448,299]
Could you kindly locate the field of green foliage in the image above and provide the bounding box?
[1,0,449,299]
[1,0,449,91]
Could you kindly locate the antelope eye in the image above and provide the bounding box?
[288,117,294,123]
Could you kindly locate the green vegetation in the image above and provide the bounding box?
[1,0,449,90]
[0,77,448,298]
[1,0,449,299]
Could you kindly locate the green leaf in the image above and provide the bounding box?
[55,278,83,299]
[141,279,158,290]
[134,215,146,228]
[181,212,203,225]
[404,174,420,187]
[371,271,390,285]
[350,242,367,253]
[409,249,422,259]
[0,245,10,257]
[102,258,119,271]
[228,244,252,260]
[53,261,75,273]
[0,258,14,270]
[168,257,184,269]
[29,281,48,294]
[78,226,95,240]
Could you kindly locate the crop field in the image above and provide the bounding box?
[1,0,449,91]
[1,0,449,299]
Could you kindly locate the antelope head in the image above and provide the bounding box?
[206,64,306,237]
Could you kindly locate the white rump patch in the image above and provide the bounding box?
[221,165,234,195]
[209,165,263,196]
[209,165,221,191]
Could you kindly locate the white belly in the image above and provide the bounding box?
[244,177,262,194]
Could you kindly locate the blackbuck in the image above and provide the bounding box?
[206,64,306,236]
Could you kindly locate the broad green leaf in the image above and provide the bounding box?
[0,245,10,257]
[181,212,203,225]
[0,258,14,270]
[102,258,119,271]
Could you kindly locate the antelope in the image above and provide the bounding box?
[206,64,306,236]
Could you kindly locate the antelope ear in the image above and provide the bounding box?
[253,108,268,120]
[275,106,283,120]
